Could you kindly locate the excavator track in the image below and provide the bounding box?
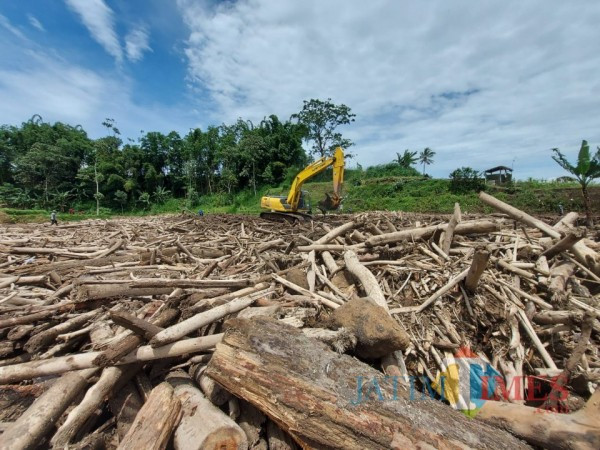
[259,212,313,224]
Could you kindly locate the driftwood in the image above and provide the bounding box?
[1,208,598,448]
[0,334,223,383]
[477,390,600,450]
[206,317,529,449]
[167,370,247,450]
[116,382,182,450]
[0,369,97,450]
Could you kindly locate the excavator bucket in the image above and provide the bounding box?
[318,192,342,212]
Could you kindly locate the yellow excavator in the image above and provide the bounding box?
[260,147,344,222]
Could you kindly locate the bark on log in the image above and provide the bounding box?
[0,334,223,384]
[343,250,387,310]
[206,317,529,450]
[116,382,182,450]
[464,250,489,293]
[167,370,247,450]
[0,368,96,450]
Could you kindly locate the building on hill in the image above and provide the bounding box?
[484,166,512,185]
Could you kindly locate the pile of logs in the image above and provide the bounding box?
[0,192,598,449]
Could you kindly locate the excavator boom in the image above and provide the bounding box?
[260,147,344,220]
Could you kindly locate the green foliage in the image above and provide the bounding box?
[395,150,418,168]
[138,192,151,209]
[291,98,356,157]
[552,141,600,188]
[449,167,485,194]
[114,190,128,212]
[552,140,600,224]
[152,186,171,204]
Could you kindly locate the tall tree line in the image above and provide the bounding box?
[0,114,311,211]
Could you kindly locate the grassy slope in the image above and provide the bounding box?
[2,179,598,223]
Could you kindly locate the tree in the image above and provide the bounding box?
[552,140,600,226]
[291,98,356,158]
[449,167,485,194]
[419,148,436,175]
[153,186,171,204]
[396,150,418,168]
[138,192,151,210]
[114,190,128,212]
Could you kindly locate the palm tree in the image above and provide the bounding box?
[419,148,436,175]
[395,150,418,168]
[552,140,600,226]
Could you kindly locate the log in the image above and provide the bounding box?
[188,283,270,313]
[441,203,461,255]
[314,220,356,245]
[365,220,500,247]
[0,310,54,329]
[206,317,528,449]
[0,368,96,450]
[479,191,561,238]
[109,381,143,440]
[150,296,256,347]
[166,370,247,450]
[464,250,489,293]
[78,284,174,300]
[51,364,139,447]
[343,250,387,310]
[267,420,297,450]
[541,227,586,259]
[23,310,97,354]
[0,334,223,384]
[93,307,178,366]
[480,192,600,275]
[116,382,182,450]
[476,389,600,450]
[190,364,231,406]
[109,310,163,340]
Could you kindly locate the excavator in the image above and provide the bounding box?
[260,147,344,222]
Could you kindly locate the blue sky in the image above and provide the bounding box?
[1,0,599,179]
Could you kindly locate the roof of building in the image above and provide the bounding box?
[484,165,513,174]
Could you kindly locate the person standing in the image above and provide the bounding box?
[50,210,58,226]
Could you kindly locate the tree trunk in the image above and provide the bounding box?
[205,317,529,450]
[582,185,593,227]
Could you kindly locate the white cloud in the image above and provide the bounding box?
[0,45,196,141]
[125,25,152,62]
[27,14,45,32]
[64,0,122,62]
[0,14,26,40]
[176,0,600,178]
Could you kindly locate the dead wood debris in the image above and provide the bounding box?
[0,204,598,449]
